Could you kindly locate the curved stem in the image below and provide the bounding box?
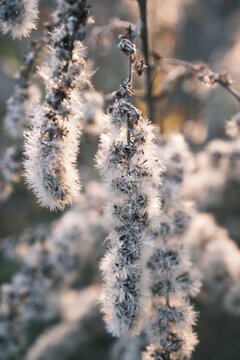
[156,58,240,103]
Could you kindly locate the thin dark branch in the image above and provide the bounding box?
[219,83,240,103]
[166,293,170,307]
[137,0,154,122]
[155,58,240,103]
[127,26,134,172]
[128,53,133,83]
[128,24,140,84]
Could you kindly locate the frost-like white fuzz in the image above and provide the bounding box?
[142,134,200,360]
[0,0,39,38]
[143,296,198,360]
[24,31,93,210]
[143,328,198,360]
[23,0,93,210]
[96,90,163,337]
[145,238,200,360]
[24,104,81,211]
[147,240,200,299]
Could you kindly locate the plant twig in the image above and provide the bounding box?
[156,58,240,103]
[137,0,154,122]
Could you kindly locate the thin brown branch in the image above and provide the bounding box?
[103,66,190,102]
[155,58,240,103]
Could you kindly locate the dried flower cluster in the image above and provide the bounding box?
[96,34,163,336]
[142,135,200,360]
[24,0,93,210]
[0,0,39,38]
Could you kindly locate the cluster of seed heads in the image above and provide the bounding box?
[24,0,93,210]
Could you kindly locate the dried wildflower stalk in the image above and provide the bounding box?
[24,0,93,210]
[3,3,79,139]
[155,58,240,103]
[137,0,153,122]
[0,0,39,38]
[5,32,50,139]
[96,27,163,336]
[143,135,200,360]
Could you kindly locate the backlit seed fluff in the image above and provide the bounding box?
[0,0,39,38]
[96,84,163,337]
[24,104,81,211]
[24,19,93,210]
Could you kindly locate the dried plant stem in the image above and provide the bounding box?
[137,0,154,122]
[127,28,134,153]
[20,9,70,83]
[96,25,163,337]
[156,58,240,103]
[24,0,93,210]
